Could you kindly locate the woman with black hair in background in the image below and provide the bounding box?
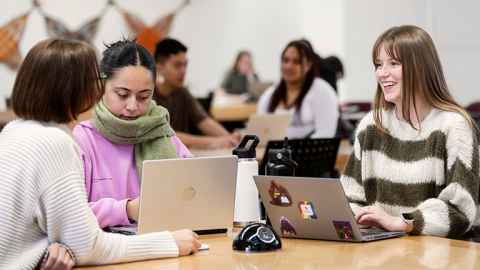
[257,40,339,139]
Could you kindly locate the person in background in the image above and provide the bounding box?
[73,39,192,229]
[257,39,339,139]
[340,25,479,238]
[300,38,338,92]
[321,54,354,140]
[324,55,344,81]
[0,38,200,269]
[221,50,259,95]
[153,38,240,149]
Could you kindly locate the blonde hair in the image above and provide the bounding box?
[372,25,473,132]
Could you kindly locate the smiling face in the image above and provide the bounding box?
[374,45,403,106]
[103,66,155,120]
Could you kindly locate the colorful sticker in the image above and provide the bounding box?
[298,201,317,219]
[280,216,297,236]
[269,180,292,207]
[332,221,354,240]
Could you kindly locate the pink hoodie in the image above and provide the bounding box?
[73,121,192,228]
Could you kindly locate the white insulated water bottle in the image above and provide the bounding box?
[233,135,261,225]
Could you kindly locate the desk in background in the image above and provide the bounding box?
[77,235,480,269]
[210,90,257,122]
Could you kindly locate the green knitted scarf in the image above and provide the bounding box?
[91,100,177,179]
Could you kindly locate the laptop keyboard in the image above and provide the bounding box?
[360,228,387,236]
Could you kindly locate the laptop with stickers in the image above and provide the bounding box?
[253,175,406,242]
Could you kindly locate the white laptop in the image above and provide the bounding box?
[244,114,292,146]
[254,175,405,242]
[109,156,238,235]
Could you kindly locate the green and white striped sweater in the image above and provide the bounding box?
[340,108,479,237]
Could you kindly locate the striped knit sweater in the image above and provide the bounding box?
[340,109,479,237]
[0,120,178,270]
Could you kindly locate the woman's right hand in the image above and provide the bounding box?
[171,229,202,256]
[208,135,240,149]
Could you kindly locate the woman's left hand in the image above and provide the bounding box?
[356,206,412,233]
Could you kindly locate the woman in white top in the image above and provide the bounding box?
[257,40,339,138]
[0,38,200,269]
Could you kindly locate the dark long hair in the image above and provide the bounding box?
[268,40,316,112]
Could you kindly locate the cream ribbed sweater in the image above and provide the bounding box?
[0,120,178,269]
[340,109,479,237]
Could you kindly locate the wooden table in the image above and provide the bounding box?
[77,235,480,269]
[210,90,257,122]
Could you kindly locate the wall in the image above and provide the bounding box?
[343,0,429,102]
[430,0,480,105]
[1,0,478,110]
[0,0,344,110]
[342,0,480,105]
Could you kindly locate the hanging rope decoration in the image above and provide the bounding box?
[112,0,189,54]
[0,0,189,70]
[35,0,112,44]
[0,9,32,70]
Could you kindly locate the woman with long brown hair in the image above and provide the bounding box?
[340,25,479,237]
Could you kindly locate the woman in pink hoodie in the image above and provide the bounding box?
[73,39,192,229]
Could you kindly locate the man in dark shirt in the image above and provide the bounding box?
[153,38,240,149]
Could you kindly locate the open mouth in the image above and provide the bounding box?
[382,81,397,90]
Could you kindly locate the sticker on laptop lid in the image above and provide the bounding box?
[298,201,317,220]
[269,180,292,207]
[332,221,354,240]
[280,216,297,236]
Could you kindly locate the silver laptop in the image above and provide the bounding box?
[244,114,291,146]
[130,156,238,234]
[249,81,273,98]
[254,175,405,242]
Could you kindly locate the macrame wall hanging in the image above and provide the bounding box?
[35,0,112,43]
[0,9,32,70]
[0,0,189,70]
[112,0,189,54]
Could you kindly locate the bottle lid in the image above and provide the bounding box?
[233,135,259,159]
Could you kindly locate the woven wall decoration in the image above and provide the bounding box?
[114,0,189,54]
[35,0,112,44]
[0,0,189,69]
[0,11,31,70]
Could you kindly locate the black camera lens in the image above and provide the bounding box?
[232,223,282,252]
